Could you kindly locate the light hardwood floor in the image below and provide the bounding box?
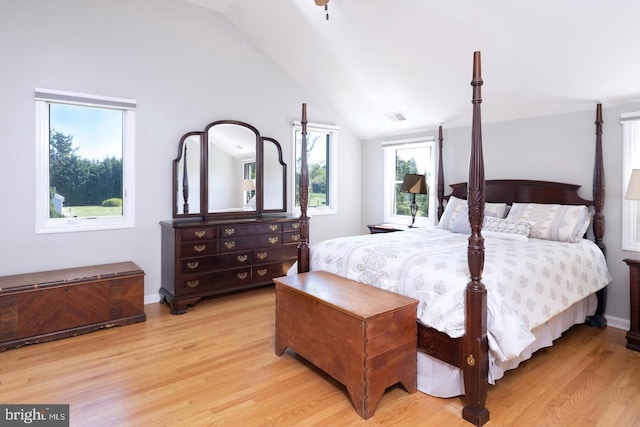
[1,286,639,427]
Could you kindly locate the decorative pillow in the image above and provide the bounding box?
[505,203,590,243]
[439,196,508,230]
[483,217,532,240]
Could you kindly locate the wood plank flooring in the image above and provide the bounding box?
[1,286,639,426]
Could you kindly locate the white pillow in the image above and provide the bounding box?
[439,196,508,230]
[505,203,590,243]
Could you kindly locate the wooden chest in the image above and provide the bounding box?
[274,271,418,419]
[160,217,301,314]
[0,262,145,351]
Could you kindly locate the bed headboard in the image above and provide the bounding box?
[438,104,605,255]
[448,179,593,206]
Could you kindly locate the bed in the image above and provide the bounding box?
[293,51,610,426]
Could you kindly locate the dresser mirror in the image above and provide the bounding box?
[173,120,287,219]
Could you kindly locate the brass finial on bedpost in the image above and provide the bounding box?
[298,103,311,273]
[462,51,490,427]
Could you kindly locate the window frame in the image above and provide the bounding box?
[35,88,136,234]
[382,137,436,227]
[622,112,640,251]
[291,121,339,216]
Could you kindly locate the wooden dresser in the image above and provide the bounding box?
[160,216,301,314]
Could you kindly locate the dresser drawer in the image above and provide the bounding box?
[179,227,217,242]
[283,221,301,232]
[180,267,253,295]
[219,222,282,238]
[219,234,283,252]
[253,245,298,265]
[181,251,252,274]
[180,241,217,257]
[283,231,301,245]
[253,261,296,283]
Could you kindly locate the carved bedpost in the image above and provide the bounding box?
[588,103,607,328]
[437,125,445,220]
[593,103,605,255]
[462,51,490,427]
[297,103,311,273]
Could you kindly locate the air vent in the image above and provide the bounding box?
[385,111,406,122]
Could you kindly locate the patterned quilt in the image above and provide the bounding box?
[309,227,611,361]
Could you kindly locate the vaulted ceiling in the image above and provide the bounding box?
[182,0,640,139]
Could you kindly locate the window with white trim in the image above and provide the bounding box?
[383,138,435,226]
[292,122,339,215]
[35,89,136,233]
[622,112,640,251]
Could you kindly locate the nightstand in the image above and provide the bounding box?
[623,258,640,351]
[367,223,406,234]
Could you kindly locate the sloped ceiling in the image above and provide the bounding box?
[182,0,640,139]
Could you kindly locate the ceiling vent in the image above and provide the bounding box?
[385,111,407,122]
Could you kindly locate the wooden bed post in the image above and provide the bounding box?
[462,51,490,426]
[588,103,607,328]
[297,103,311,273]
[437,125,445,220]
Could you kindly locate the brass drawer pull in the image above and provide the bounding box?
[270,225,278,231]
[224,241,236,249]
[237,255,248,263]
[186,261,199,269]
[224,228,235,236]
[237,272,248,279]
[268,237,279,245]
[186,280,200,288]
[257,252,268,260]
[194,230,206,238]
[291,234,300,242]
[193,244,206,252]
[257,269,267,276]
[292,223,300,229]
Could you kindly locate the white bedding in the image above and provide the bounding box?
[308,226,611,395]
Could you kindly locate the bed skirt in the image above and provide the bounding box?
[416,293,598,397]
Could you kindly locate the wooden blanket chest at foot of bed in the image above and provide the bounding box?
[0,262,146,351]
[273,271,418,419]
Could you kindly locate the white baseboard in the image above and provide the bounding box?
[605,315,630,331]
[144,293,161,305]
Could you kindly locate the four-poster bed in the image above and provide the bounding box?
[292,51,610,426]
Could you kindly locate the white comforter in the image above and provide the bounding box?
[309,227,611,362]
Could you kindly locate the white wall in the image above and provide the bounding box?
[0,0,361,301]
[362,103,640,327]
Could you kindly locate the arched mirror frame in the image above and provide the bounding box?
[172,120,287,220]
[172,131,204,219]
[261,136,287,214]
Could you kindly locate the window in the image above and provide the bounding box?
[292,122,339,215]
[622,112,640,250]
[35,89,136,233]
[383,138,435,226]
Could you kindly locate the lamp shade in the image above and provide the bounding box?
[626,169,640,200]
[242,179,255,191]
[400,174,428,194]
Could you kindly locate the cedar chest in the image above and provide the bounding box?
[0,262,146,351]
[274,271,418,419]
